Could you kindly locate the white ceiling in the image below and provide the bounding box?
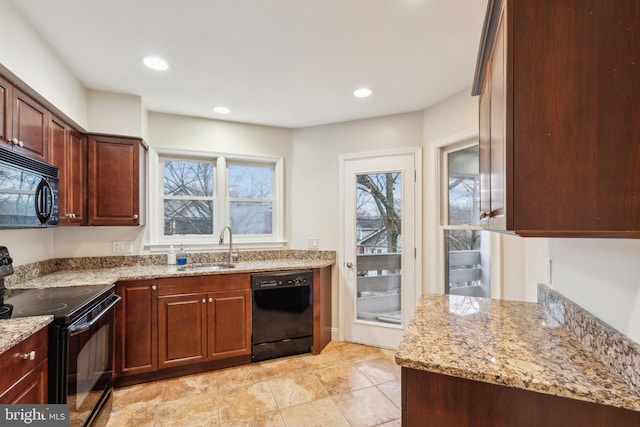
[11,0,488,129]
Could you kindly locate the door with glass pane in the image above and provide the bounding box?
[342,153,418,349]
[442,144,491,297]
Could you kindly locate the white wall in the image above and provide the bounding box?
[0,0,87,129]
[290,111,424,337]
[87,90,146,137]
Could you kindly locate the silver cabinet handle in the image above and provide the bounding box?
[18,140,23,147]
[202,298,206,303]
[133,214,139,220]
[151,285,157,291]
[208,297,213,303]
[18,351,36,361]
[346,262,354,268]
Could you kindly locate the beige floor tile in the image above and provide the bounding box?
[217,382,278,424]
[260,355,309,377]
[377,380,401,408]
[216,363,268,391]
[379,348,398,359]
[161,372,217,402]
[112,381,164,412]
[267,372,327,408]
[220,409,284,427]
[105,403,157,427]
[338,343,387,362]
[356,357,401,385]
[155,394,218,426]
[280,397,350,427]
[300,348,348,370]
[377,419,402,427]
[314,364,374,395]
[333,386,401,427]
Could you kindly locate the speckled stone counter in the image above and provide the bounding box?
[7,255,335,289]
[395,293,640,413]
[0,316,53,355]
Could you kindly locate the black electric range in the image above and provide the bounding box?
[0,284,116,323]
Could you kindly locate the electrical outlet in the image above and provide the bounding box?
[308,237,319,250]
[112,241,134,253]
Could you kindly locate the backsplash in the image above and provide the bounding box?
[538,284,640,395]
[5,250,335,287]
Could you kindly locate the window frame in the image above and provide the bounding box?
[146,147,284,251]
[440,141,490,296]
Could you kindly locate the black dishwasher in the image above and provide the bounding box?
[251,270,313,362]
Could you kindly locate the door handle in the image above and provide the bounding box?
[346,262,354,268]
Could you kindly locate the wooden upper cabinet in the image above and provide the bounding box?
[49,116,87,225]
[0,75,12,145]
[473,0,640,237]
[88,135,142,226]
[12,88,48,162]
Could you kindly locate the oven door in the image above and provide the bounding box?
[65,294,120,427]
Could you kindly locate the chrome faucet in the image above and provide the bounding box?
[218,225,236,264]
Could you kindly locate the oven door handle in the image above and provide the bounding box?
[68,294,121,336]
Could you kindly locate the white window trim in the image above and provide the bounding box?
[425,128,503,299]
[145,147,285,252]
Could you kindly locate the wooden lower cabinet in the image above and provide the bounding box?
[115,274,252,386]
[158,289,251,368]
[402,368,640,427]
[0,327,48,404]
[115,279,158,377]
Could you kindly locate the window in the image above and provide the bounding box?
[441,143,491,297]
[149,150,283,249]
[228,163,273,235]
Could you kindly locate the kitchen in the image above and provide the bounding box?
[0,0,639,426]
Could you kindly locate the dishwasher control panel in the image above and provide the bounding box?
[251,270,313,290]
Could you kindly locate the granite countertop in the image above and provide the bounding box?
[9,258,334,289]
[395,293,640,413]
[0,316,53,355]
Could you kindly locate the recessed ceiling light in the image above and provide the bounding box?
[353,87,372,98]
[212,106,230,114]
[143,56,169,71]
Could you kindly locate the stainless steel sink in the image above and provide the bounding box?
[177,262,236,272]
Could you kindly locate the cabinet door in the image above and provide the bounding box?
[0,75,12,144]
[478,78,492,228]
[158,293,208,368]
[208,289,251,360]
[0,359,48,404]
[66,131,87,224]
[116,280,158,376]
[49,116,69,223]
[88,135,140,225]
[12,89,48,161]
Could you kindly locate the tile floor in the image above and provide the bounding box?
[106,341,402,427]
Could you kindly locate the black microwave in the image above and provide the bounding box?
[0,146,59,228]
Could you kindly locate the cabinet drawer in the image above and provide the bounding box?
[0,327,48,395]
[158,274,250,296]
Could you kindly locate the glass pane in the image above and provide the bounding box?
[230,201,272,234]
[164,200,213,235]
[164,160,214,197]
[355,172,402,325]
[229,165,272,199]
[447,145,479,226]
[445,224,491,298]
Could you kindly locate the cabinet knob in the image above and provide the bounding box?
[133,214,139,220]
[17,140,24,147]
[202,298,206,303]
[151,285,157,291]
[18,351,36,361]
[208,297,213,303]
[11,138,18,146]
[480,211,491,219]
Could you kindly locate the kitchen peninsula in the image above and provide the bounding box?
[396,286,640,426]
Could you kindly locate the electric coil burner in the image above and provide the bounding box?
[0,246,120,427]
